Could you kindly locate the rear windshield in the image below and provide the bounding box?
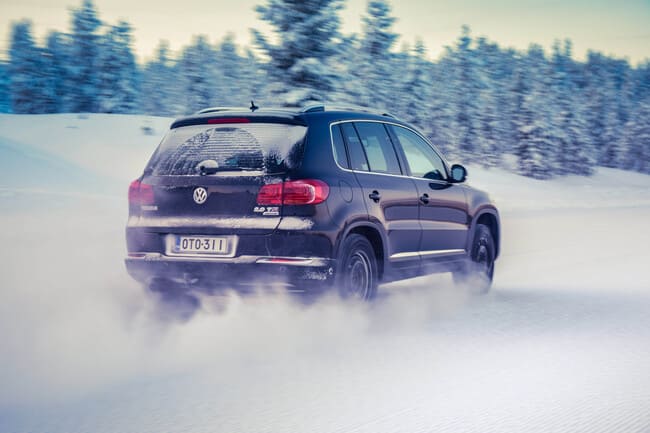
[146,123,307,176]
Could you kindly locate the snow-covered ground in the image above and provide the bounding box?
[1,114,649,433]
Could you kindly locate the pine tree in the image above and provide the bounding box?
[632,61,650,103]
[0,62,10,113]
[356,0,399,109]
[473,37,503,168]
[622,101,650,174]
[390,41,411,115]
[584,52,631,169]
[551,40,594,176]
[491,47,519,162]
[400,39,433,135]
[253,0,344,106]
[215,33,246,106]
[329,33,361,105]
[97,21,138,113]
[445,26,483,163]
[512,46,556,179]
[241,48,269,104]
[423,53,458,157]
[41,31,69,113]
[179,35,215,113]
[8,20,43,113]
[69,0,102,112]
[141,41,180,116]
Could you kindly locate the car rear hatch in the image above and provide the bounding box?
[129,117,308,241]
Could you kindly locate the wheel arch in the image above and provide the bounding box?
[336,221,386,280]
[470,208,500,259]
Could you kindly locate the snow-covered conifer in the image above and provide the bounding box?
[141,41,180,116]
[399,40,434,137]
[179,35,215,113]
[97,21,138,113]
[42,31,69,113]
[0,62,9,113]
[68,0,102,112]
[253,0,344,107]
[622,101,650,174]
[355,0,399,109]
[8,20,43,113]
[449,26,481,163]
[551,40,594,175]
[512,46,556,179]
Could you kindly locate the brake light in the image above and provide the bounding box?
[256,183,283,205]
[207,117,250,124]
[128,179,154,205]
[257,179,329,205]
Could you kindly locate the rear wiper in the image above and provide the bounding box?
[196,160,261,175]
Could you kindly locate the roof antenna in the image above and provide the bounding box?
[250,100,259,112]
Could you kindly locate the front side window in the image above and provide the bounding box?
[391,125,447,181]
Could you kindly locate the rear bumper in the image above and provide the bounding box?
[125,254,335,289]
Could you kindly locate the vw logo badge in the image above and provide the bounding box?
[193,187,208,204]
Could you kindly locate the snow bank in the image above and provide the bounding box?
[467,165,650,211]
[0,113,172,191]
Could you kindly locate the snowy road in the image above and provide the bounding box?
[1,114,649,432]
[1,196,649,433]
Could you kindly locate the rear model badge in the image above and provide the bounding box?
[193,187,208,204]
[254,206,279,216]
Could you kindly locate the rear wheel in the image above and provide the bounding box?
[336,234,378,301]
[453,224,495,294]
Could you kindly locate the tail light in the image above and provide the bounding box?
[128,179,154,205]
[257,179,329,205]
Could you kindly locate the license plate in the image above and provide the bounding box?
[173,236,230,255]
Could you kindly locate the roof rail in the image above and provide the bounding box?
[299,104,399,119]
[195,106,248,115]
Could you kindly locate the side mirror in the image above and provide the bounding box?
[450,164,467,183]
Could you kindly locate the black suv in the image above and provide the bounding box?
[125,105,500,300]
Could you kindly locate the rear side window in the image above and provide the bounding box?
[146,123,307,175]
[341,123,369,171]
[331,124,349,169]
[354,122,402,175]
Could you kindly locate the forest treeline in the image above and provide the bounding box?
[2,0,649,178]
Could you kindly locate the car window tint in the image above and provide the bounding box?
[331,124,349,169]
[354,122,402,175]
[147,123,307,175]
[340,122,369,171]
[391,126,447,180]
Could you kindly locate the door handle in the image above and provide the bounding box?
[419,193,430,204]
[368,190,381,203]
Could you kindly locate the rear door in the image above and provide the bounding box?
[339,121,421,273]
[136,121,307,236]
[387,124,469,261]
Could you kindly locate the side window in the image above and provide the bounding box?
[341,122,369,171]
[354,122,402,175]
[391,126,447,180]
[331,124,349,168]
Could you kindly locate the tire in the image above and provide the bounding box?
[335,234,378,301]
[453,224,495,294]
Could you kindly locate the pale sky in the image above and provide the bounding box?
[0,0,649,64]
